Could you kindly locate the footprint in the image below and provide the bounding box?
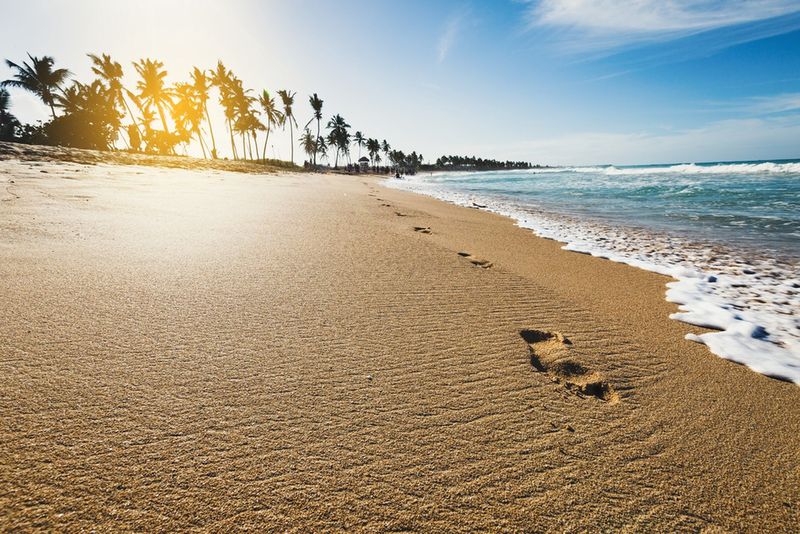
[457,251,493,269]
[520,329,618,403]
[394,211,407,217]
[414,226,432,234]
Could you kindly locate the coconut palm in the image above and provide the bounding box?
[172,82,208,157]
[316,135,328,164]
[210,61,238,159]
[366,138,381,167]
[277,89,298,164]
[258,89,284,160]
[0,88,19,141]
[306,93,323,165]
[52,79,122,150]
[0,89,9,115]
[88,53,141,149]
[228,77,260,160]
[300,128,317,163]
[191,67,216,158]
[133,58,173,134]
[381,140,391,167]
[326,114,351,168]
[2,54,71,119]
[354,131,366,159]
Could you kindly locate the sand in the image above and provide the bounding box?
[1,148,798,532]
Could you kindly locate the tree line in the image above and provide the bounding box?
[0,53,537,173]
[431,155,538,171]
[0,53,415,169]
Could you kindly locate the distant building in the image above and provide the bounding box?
[358,156,370,171]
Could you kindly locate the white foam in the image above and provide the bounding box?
[547,161,800,175]
[385,177,800,384]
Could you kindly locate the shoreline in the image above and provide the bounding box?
[1,157,798,530]
[385,173,800,384]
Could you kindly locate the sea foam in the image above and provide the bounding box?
[385,173,800,384]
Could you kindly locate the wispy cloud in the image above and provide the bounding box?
[745,92,800,114]
[702,92,800,115]
[521,0,800,54]
[473,114,800,165]
[437,7,472,63]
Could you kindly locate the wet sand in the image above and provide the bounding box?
[1,154,798,531]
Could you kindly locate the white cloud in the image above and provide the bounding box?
[746,93,800,114]
[437,7,471,63]
[522,0,800,53]
[481,114,800,165]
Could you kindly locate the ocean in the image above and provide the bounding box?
[385,160,800,384]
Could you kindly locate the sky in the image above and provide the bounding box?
[2,0,800,165]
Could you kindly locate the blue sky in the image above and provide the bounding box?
[2,0,800,165]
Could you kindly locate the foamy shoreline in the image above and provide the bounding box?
[385,177,800,383]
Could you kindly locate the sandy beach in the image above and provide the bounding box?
[1,152,798,531]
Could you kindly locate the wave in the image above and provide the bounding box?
[383,178,800,384]
[559,161,800,175]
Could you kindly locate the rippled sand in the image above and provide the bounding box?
[1,152,798,531]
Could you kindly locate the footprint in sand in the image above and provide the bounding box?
[394,211,407,217]
[519,329,618,403]
[457,251,493,269]
[414,226,432,234]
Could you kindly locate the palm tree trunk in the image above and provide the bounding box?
[227,119,237,160]
[156,103,170,133]
[155,102,174,155]
[204,104,217,158]
[289,120,294,164]
[314,118,320,166]
[197,129,207,159]
[262,127,271,161]
[121,95,142,138]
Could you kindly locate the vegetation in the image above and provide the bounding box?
[0,89,20,141]
[430,155,536,171]
[2,51,539,173]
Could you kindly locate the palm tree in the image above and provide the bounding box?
[88,53,141,149]
[228,77,256,159]
[316,135,328,164]
[0,88,18,141]
[306,93,323,165]
[300,128,317,163]
[366,138,381,167]
[326,114,351,168]
[0,89,9,116]
[210,61,237,159]
[354,131,366,159]
[133,58,173,134]
[53,79,122,150]
[277,89,298,164]
[381,140,391,168]
[258,89,284,161]
[2,54,70,119]
[172,82,208,157]
[191,67,216,158]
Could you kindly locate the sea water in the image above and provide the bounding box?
[385,160,800,383]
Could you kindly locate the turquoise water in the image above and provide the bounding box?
[407,160,800,260]
[388,160,800,383]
